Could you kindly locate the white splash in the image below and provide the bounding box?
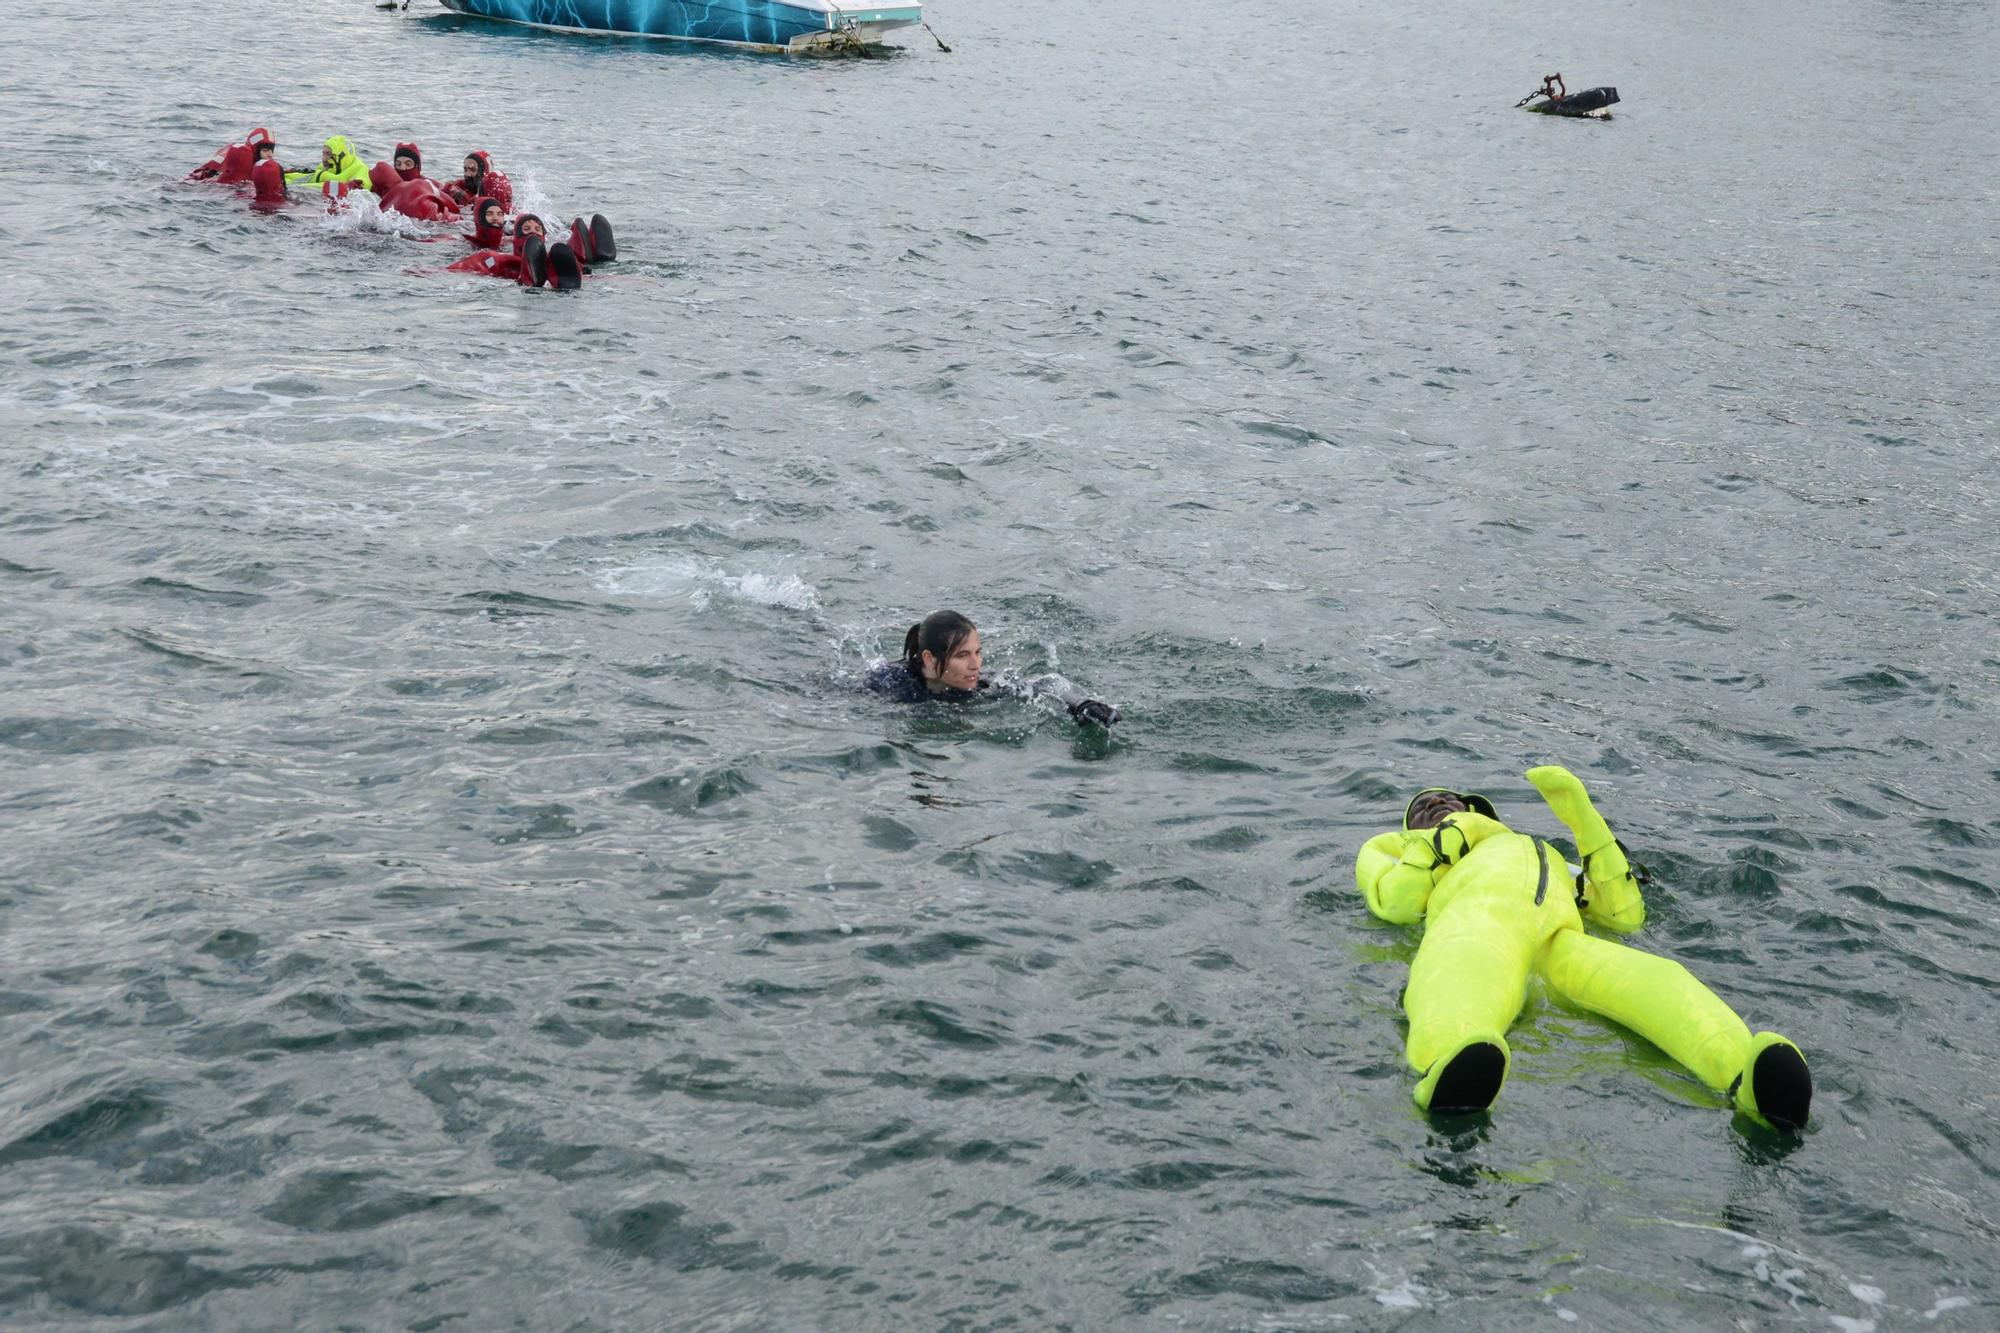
[315,188,451,241]
[601,556,820,612]
[508,175,575,234]
[1371,1275,1429,1309]
[1744,1243,1810,1303]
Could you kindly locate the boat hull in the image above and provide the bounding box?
[436,0,922,53]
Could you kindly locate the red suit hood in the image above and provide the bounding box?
[251,158,287,205]
[220,127,273,185]
[445,151,513,214]
[189,126,272,184]
[467,195,505,249]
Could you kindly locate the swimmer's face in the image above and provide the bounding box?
[518,217,545,239]
[1407,791,1469,830]
[395,153,417,173]
[255,144,275,161]
[481,203,503,228]
[464,156,483,179]
[925,628,982,691]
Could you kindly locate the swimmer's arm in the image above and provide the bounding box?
[982,672,1120,726]
[1354,811,1513,924]
[863,661,926,702]
[1356,831,1434,923]
[1526,766,1645,931]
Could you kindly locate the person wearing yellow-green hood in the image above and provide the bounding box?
[284,136,370,188]
[1355,766,1812,1132]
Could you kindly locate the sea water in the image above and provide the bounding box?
[2,0,1996,1325]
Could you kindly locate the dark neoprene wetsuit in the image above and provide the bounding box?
[862,662,1110,721]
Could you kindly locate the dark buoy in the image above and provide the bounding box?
[1518,72,1621,118]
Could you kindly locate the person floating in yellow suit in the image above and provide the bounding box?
[283,135,371,190]
[1355,766,1812,1131]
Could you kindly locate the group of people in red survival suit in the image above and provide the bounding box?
[188,129,616,291]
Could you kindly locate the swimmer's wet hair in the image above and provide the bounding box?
[904,609,976,679]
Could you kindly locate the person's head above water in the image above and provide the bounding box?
[509,213,548,259]
[393,142,421,178]
[471,196,505,248]
[462,151,493,190]
[1404,787,1498,830]
[903,609,981,692]
[253,141,277,162]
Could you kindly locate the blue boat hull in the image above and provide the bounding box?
[436,0,918,52]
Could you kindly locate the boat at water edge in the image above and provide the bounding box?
[434,0,924,53]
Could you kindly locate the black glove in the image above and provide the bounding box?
[1069,699,1119,727]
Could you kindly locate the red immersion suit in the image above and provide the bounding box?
[250,158,289,209]
[445,208,550,285]
[444,151,514,215]
[188,127,274,184]
[370,162,461,222]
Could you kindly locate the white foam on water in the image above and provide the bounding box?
[315,188,452,242]
[508,175,575,235]
[600,555,820,613]
[732,571,819,611]
[1924,1296,1972,1319]
[1369,1274,1428,1309]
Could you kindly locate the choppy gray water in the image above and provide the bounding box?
[3,0,1997,1326]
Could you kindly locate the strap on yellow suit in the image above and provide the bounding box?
[1356,766,1803,1127]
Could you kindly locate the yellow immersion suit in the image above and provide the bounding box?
[1355,765,1810,1129]
[284,135,371,188]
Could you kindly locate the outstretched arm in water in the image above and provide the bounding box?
[980,671,1120,727]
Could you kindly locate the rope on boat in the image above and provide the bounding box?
[923,21,951,51]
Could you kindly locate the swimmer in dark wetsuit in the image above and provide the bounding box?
[863,609,1120,727]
